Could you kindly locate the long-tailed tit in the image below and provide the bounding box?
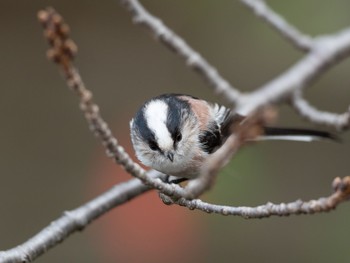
[130,94,335,179]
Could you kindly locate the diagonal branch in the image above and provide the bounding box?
[37,7,187,199]
[119,0,241,104]
[240,0,313,52]
[0,171,162,263]
[37,7,145,179]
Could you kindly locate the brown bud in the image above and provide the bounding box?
[52,13,63,27]
[332,177,342,192]
[44,30,56,43]
[47,49,62,64]
[59,24,70,37]
[64,39,78,58]
[37,10,49,24]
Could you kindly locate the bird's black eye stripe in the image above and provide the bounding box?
[149,140,160,151]
[173,131,182,148]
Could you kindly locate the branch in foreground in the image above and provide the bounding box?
[176,176,350,218]
[119,0,241,104]
[291,90,350,131]
[0,171,162,263]
[240,0,313,52]
[3,4,346,263]
[117,0,350,200]
[39,3,350,219]
[3,175,349,263]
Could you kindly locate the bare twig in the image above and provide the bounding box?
[240,0,313,52]
[176,176,350,218]
[237,28,350,115]
[119,0,241,104]
[37,8,144,178]
[37,7,187,199]
[291,90,350,130]
[0,171,163,263]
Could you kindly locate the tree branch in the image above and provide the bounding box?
[37,8,145,179]
[176,176,350,218]
[240,0,313,52]
[236,28,350,115]
[0,171,163,263]
[120,0,350,197]
[291,89,350,130]
[1,1,350,262]
[119,0,241,104]
[37,7,188,199]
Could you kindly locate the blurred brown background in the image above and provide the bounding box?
[0,0,349,262]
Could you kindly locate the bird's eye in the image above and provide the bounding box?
[175,133,182,142]
[149,141,159,151]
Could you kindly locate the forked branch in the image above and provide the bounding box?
[1,2,350,263]
[120,0,241,104]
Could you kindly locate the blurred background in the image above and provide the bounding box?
[0,0,349,262]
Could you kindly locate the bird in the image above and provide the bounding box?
[130,93,336,180]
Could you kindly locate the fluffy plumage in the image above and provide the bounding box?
[130,94,336,179]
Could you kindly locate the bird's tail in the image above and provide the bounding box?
[261,127,340,142]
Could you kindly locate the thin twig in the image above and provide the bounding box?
[37,7,144,178]
[37,7,187,199]
[0,171,163,263]
[119,0,241,104]
[176,176,350,218]
[291,90,350,130]
[240,0,313,52]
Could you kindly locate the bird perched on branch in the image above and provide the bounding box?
[130,94,336,180]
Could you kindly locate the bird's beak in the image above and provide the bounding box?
[167,152,174,162]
